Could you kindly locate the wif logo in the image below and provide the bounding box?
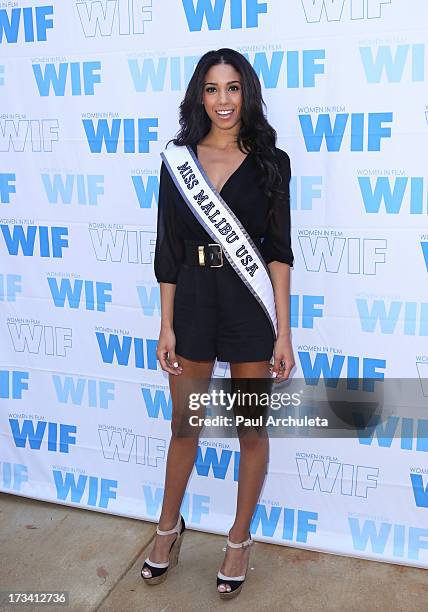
[299,112,393,152]
[8,322,72,357]
[42,173,105,206]
[298,231,387,275]
[89,226,156,263]
[182,0,267,31]
[33,62,102,97]
[357,299,428,336]
[296,456,379,497]
[0,5,54,43]
[301,0,392,22]
[1,225,68,258]
[360,44,425,84]
[83,118,158,154]
[0,118,59,152]
[349,518,428,561]
[76,0,152,38]
[359,176,428,214]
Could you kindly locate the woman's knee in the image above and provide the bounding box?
[237,428,269,449]
[170,418,203,441]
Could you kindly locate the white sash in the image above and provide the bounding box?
[161,144,278,338]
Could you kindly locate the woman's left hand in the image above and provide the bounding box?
[270,334,295,383]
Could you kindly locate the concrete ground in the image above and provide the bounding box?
[1,492,426,612]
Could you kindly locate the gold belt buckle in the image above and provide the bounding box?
[198,245,206,266]
[208,243,223,267]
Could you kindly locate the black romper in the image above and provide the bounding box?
[154,143,294,363]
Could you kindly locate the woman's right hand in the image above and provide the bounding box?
[157,326,183,375]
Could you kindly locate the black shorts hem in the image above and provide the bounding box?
[175,347,273,364]
[175,347,217,362]
[217,353,273,364]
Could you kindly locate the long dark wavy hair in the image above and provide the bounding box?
[169,48,283,199]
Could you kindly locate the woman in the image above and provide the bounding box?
[141,48,295,599]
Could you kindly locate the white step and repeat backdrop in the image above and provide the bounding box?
[1,1,428,568]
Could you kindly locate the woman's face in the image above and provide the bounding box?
[202,63,243,132]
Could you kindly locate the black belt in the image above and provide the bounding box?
[184,240,224,268]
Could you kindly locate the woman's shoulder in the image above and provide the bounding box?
[273,147,291,180]
[163,141,194,150]
[273,146,291,164]
[164,141,186,147]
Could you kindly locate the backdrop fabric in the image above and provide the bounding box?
[1,0,427,568]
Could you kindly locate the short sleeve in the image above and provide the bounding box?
[154,161,184,283]
[260,149,294,266]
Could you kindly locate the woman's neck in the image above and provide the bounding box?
[200,124,240,150]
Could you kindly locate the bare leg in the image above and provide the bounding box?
[141,354,214,578]
[217,360,271,593]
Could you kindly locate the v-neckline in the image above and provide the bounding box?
[192,143,251,195]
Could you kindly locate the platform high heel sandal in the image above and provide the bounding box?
[217,533,254,599]
[141,514,186,585]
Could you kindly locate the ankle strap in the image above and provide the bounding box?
[226,534,253,548]
[156,514,182,536]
